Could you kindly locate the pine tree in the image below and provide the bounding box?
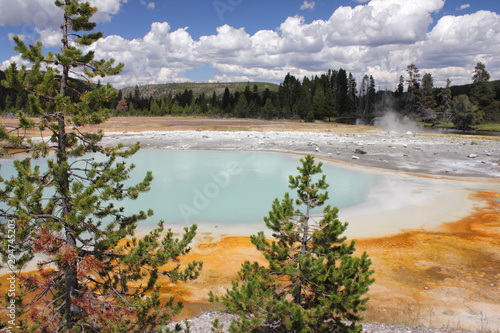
[472,62,490,84]
[405,64,422,116]
[312,82,326,120]
[437,88,453,124]
[116,98,129,113]
[335,69,349,116]
[470,62,497,117]
[347,73,358,115]
[210,155,374,333]
[325,88,336,122]
[0,1,202,331]
[222,87,231,113]
[451,94,483,131]
[263,98,275,120]
[234,95,249,118]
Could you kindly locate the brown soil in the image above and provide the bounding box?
[0,116,375,138]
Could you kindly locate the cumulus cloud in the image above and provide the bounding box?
[4,0,497,89]
[87,0,499,88]
[1,55,29,70]
[422,11,500,70]
[0,0,62,28]
[457,4,470,11]
[0,0,124,28]
[300,1,316,11]
[325,0,445,46]
[35,27,62,48]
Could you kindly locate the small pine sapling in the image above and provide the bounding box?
[210,155,374,332]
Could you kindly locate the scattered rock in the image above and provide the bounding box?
[164,312,238,333]
[468,154,479,158]
[355,148,367,155]
[166,312,478,333]
[352,156,360,160]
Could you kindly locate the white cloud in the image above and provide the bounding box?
[420,10,500,83]
[35,27,62,48]
[0,0,62,27]
[1,55,29,70]
[140,0,155,10]
[0,0,124,28]
[87,0,125,22]
[8,0,494,89]
[300,1,316,11]
[457,4,470,11]
[325,0,445,46]
[8,33,25,42]
[197,25,252,57]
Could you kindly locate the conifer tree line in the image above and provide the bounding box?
[1,64,498,128]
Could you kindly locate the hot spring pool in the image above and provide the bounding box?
[0,150,377,228]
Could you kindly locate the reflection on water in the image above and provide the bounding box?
[0,150,376,227]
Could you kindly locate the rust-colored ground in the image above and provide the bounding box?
[150,192,499,330]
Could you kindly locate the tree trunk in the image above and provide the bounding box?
[59,11,78,331]
[295,184,311,305]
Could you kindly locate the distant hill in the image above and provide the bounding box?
[120,82,280,99]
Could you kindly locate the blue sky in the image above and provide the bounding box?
[0,0,499,89]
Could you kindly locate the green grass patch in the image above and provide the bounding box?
[473,123,500,131]
[419,122,455,128]
[325,116,357,124]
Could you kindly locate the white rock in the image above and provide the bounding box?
[352,156,360,160]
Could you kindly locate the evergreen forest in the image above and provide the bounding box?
[1,62,499,130]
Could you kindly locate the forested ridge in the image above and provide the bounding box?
[1,64,499,130]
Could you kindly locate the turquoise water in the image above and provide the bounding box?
[0,150,376,227]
